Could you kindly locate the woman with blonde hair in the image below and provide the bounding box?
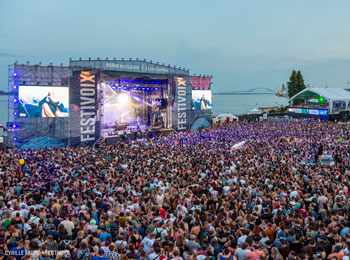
[270,247,283,260]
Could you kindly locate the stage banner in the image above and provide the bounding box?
[172,76,192,130]
[69,70,100,146]
[189,76,211,90]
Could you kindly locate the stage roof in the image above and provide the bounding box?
[70,59,189,76]
[291,87,350,101]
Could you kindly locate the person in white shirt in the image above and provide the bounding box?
[60,217,75,236]
[141,232,155,254]
[237,230,248,248]
[20,205,29,220]
[290,188,298,199]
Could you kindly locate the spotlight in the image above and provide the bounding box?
[12,123,17,129]
[155,87,159,91]
[14,98,18,103]
[13,72,17,77]
[13,137,17,141]
[13,85,17,89]
[118,94,129,104]
[13,111,18,116]
[146,88,150,90]
[142,87,145,90]
[133,96,141,102]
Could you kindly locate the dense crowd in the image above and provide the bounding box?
[1,120,350,260]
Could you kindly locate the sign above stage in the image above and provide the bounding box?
[70,60,190,76]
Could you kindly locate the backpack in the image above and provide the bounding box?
[59,240,71,251]
[78,250,92,260]
[155,228,163,240]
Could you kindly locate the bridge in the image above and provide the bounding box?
[213,87,275,95]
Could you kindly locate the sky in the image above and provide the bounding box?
[1,0,350,92]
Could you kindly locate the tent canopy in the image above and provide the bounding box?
[291,88,350,102]
[213,113,238,122]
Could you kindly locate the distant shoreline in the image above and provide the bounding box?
[213,92,276,95]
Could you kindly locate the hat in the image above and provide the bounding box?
[90,219,96,225]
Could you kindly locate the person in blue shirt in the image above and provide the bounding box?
[98,226,112,242]
[9,241,25,260]
[92,249,109,260]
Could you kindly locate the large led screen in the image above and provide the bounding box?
[192,90,212,110]
[18,86,69,117]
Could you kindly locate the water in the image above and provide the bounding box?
[212,93,289,115]
[0,94,289,126]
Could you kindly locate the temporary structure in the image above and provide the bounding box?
[213,113,239,122]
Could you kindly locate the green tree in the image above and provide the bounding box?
[288,70,306,98]
[296,70,306,93]
[288,69,298,98]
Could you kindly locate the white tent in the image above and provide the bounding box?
[290,87,350,114]
[213,113,239,122]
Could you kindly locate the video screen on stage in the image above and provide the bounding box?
[192,90,212,110]
[18,86,69,117]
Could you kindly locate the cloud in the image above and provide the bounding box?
[0,52,17,58]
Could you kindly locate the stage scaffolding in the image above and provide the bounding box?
[7,64,69,148]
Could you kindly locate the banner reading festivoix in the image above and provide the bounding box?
[172,76,192,130]
[69,70,100,146]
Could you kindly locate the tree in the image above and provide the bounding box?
[288,70,306,98]
[288,69,298,98]
[296,70,306,93]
